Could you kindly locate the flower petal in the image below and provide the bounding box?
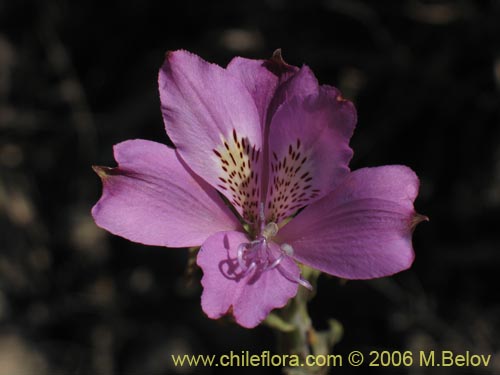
[265,85,356,222]
[269,65,320,115]
[197,231,300,328]
[92,139,240,247]
[227,50,298,129]
[278,166,425,279]
[159,50,264,222]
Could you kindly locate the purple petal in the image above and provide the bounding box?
[92,140,240,247]
[227,50,298,130]
[269,65,320,115]
[197,231,300,328]
[278,166,426,279]
[265,85,356,222]
[159,50,264,222]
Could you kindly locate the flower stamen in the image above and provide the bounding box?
[267,253,284,270]
[297,276,313,290]
[236,214,312,289]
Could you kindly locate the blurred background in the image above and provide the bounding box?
[1,0,500,374]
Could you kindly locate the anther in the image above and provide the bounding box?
[280,243,294,256]
[262,222,278,239]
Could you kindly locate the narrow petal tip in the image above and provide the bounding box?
[264,48,296,76]
[411,212,429,230]
[271,48,283,62]
[162,49,192,66]
[164,50,176,60]
[92,165,114,180]
[336,94,347,102]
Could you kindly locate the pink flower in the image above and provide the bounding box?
[92,50,426,328]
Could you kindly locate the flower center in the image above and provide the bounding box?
[237,203,312,289]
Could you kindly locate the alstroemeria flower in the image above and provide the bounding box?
[92,50,426,328]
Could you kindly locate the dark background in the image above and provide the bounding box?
[1,0,499,374]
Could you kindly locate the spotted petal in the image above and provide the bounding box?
[265,85,356,222]
[278,166,425,279]
[159,50,264,222]
[92,140,240,247]
[197,231,300,328]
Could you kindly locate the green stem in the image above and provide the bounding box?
[265,267,343,375]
